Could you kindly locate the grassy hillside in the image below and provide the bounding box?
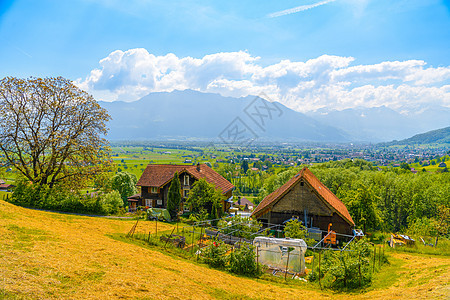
[1,200,449,299]
[385,126,450,145]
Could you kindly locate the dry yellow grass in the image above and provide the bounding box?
[0,199,448,299]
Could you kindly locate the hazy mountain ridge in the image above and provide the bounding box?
[99,90,349,142]
[382,127,450,146]
[306,106,450,142]
[99,90,449,143]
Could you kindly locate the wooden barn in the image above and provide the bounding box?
[251,167,355,235]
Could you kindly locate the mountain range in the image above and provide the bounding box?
[99,90,349,143]
[99,90,450,143]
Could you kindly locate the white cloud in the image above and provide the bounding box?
[77,48,450,113]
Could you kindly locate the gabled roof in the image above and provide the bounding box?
[252,167,354,226]
[0,183,14,189]
[137,164,234,194]
[127,193,141,202]
[235,197,254,207]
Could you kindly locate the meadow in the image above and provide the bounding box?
[1,200,449,299]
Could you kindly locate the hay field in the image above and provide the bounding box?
[0,200,449,299]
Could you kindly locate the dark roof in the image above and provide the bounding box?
[127,193,141,202]
[136,164,234,194]
[236,197,254,207]
[0,183,14,189]
[252,167,354,226]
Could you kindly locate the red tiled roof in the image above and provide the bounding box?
[136,164,234,194]
[252,167,354,226]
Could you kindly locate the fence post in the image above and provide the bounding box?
[319,251,321,289]
[358,251,362,288]
[299,247,302,274]
[373,245,376,273]
[378,245,381,268]
[342,251,347,288]
[147,231,151,242]
[256,245,259,266]
[164,227,176,249]
[285,250,290,281]
[191,225,195,255]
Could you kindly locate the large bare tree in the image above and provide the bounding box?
[0,76,111,188]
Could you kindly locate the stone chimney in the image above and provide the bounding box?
[196,163,201,172]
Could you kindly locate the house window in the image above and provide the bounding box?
[151,187,158,194]
[183,190,189,198]
[145,199,152,207]
[184,175,189,185]
[156,199,163,206]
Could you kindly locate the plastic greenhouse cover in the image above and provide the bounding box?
[147,208,171,221]
[253,237,307,249]
[253,237,307,273]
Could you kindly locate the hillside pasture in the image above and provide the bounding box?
[1,200,449,299]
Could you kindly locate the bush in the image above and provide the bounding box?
[308,239,374,290]
[201,239,228,269]
[408,217,439,237]
[188,208,209,223]
[228,242,263,277]
[284,219,316,246]
[100,190,124,215]
[217,215,261,239]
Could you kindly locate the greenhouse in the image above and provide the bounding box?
[253,237,307,274]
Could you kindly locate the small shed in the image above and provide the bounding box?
[253,236,307,274]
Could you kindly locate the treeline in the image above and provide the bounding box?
[258,159,450,233]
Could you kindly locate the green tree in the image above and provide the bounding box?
[0,77,111,189]
[186,178,223,218]
[241,160,249,174]
[229,242,262,277]
[339,184,379,232]
[284,219,308,239]
[167,172,181,219]
[109,172,137,206]
[100,190,124,215]
[400,162,410,170]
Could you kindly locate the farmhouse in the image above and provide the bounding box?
[128,163,234,212]
[251,167,355,235]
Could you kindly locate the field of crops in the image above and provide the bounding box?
[1,200,449,299]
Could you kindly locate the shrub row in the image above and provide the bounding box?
[8,180,123,215]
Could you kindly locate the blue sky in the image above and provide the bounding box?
[0,0,449,112]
